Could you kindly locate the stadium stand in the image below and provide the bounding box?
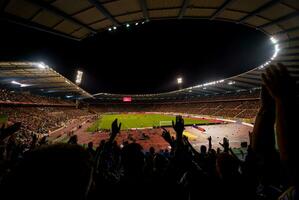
[91,91,260,119]
[1,0,299,198]
[0,63,298,200]
[0,88,73,105]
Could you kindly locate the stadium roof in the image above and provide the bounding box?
[0,0,298,41]
[0,62,93,99]
[0,0,298,101]
[92,63,299,101]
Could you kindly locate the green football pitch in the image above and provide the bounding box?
[87,113,215,131]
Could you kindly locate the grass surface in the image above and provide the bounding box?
[0,114,8,124]
[87,113,214,131]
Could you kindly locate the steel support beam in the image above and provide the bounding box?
[259,11,299,29]
[139,0,149,21]
[25,0,97,33]
[210,0,235,20]
[238,0,281,23]
[178,0,190,19]
[0,13,80,41]
[88,0,120,26]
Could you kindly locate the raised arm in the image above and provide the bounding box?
[262,63,298,183]
[95,119,121,172]
[207,136,212,152]
[172,115,185,150]
[251,86,275,155]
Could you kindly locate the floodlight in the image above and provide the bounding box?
[11,80,29,87]
[126,24,130,27]
[75,70,83,84]
[35,62,47,69]
[275,44,280,51]
[135,22,139,26]
[270,37,278,44]
[177,77,182,84]
[113,26,117,30]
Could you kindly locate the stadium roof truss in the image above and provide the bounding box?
[0,0,299,100]
[0,62,93,99]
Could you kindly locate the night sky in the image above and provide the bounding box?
[0,19,273,94]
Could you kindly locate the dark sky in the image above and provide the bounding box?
[0,19,273,94]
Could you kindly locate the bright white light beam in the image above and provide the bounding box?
[177,77,182,84]
[270,37,278,44]
[11,80,30,87]
[76,70,83,84]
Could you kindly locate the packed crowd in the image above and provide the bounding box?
[92,98,260,119]
[0,64,297,200]
[0,88,72,105]
[0,107,92,151]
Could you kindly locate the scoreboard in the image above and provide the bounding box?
[123,96,132,102]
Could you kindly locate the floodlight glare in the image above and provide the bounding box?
[108,28,112,31]
[11,80,19,85]
[270,37,278,44]
[275,44,280,51]
[177,77,182,84]
[126,23,130,27]
[113,26,117,30]
[11,80,29,87]
[35,62,47,69]
[75,70,83,84]
[135,22,139,26]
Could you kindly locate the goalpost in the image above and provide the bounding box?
[159,121,172,127]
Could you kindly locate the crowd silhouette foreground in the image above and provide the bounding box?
[0,63,298,200]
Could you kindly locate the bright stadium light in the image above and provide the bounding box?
[11,80,20,85]
[113,26,117,30]
[108,27,112,31]
[270,37,278,44]
[126,23,130,27]
[11,80,30,87]
[135,22,139,26]
[75,70,83,85]
[177,77,182,84]
[35,62,47,69]
[275,44,280,52]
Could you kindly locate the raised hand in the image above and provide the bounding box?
[219,137,229,152]
[261,63,296,102]
[172,115,184,136]
[172,115,185,149]
[260,85,275,112]
[161,127,172,145]
[208,136,212,150]
[109,119,121,142]
[248,131,253,145]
